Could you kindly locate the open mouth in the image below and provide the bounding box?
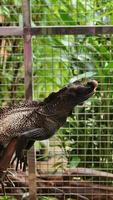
[78,80,98,104]
[86,80,98,94]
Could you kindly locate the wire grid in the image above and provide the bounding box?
[0,36,29,198]
[0,2,22,26]
[31,0,113,26]
[0,0,113,199]
[32,34,113,199]
[0,37,24,103]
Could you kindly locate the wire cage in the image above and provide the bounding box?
[0,0,113,200]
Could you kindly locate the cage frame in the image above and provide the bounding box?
[0,0,113,199]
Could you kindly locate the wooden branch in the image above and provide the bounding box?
[66,167,113,178]
[1,168,113,200]
[37,167,113,181]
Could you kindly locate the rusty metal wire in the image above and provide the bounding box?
[0,0,113,200]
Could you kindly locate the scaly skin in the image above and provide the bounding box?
[0,80,98,172]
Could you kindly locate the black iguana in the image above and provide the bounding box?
[0,80,98,190]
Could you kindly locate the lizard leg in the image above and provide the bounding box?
[14,127,54,171]
[11,141,34,171]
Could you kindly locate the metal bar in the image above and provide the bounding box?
[23,1,32,100]
[31,25,113,35]
[0,27,23,36]
[0,25,113,37]
[22,0,37,200]
[23,31,32,100]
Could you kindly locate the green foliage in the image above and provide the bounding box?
[32,0,113,25]
[56,34,113,172]
[39,197,57,200]
[0,0,22,25]
[0,0,113,183]
[0,196,16,200]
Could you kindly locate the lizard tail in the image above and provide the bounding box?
[0,138,18,194]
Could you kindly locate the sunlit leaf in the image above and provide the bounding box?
[70,72,96,83]
[69,156,81,168]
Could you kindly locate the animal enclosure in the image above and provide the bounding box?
[0,0,113,200]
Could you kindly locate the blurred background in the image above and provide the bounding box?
[0,0,113,199]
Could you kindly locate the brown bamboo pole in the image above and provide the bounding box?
[22,0,37,199]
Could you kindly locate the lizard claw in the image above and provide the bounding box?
[11,150,28,171]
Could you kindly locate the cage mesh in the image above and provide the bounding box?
[0,37,24,103]
[0,36,29,198]
[32,34,113,199]
[0,1,22,26]
[31,0,113,26]
[0,0,113,199]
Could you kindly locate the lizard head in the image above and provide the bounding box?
[43,80,98,108]
[65,80,98,106]
[41,80,98,118]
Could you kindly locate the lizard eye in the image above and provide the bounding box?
[69,86,83,96]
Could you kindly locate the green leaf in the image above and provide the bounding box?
[69,156,81,168]
[59,9,74,25]
[70,72,96,83]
